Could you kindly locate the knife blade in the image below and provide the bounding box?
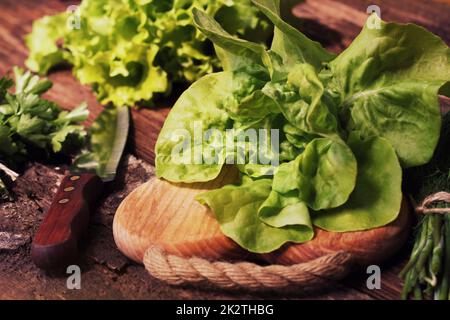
[31,105,130,270]
[0,163,18,202]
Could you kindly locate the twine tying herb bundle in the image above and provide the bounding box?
[400,112,450,300]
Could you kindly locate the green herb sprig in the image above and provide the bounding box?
[0,67,88,171]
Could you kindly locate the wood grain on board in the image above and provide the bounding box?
[114,168,411,267]
[113,166,245,263]
[1,0,449,300]
[264,200,411,266]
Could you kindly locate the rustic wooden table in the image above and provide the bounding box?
[0,0,449,300]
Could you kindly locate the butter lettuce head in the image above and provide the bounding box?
[25,0,272,107]
[155,0,449,253]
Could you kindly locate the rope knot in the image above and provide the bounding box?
[415,191,450,215]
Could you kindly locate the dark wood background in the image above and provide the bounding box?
[0,0,449,299]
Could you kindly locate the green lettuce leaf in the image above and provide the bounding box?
[259,191,310,228]
[262,63,341,140]
[328,19,450,167]
[192,7,269,72]
[155,67,283,183]
[313,134,402,231]
[26,0,272,107]
[251,0,334,71]
[196,177,313,253]
[217,69,272,123]
[259,138,356,227]
[25,13,69,74]
[155,73,231,182]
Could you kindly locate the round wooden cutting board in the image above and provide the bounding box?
[113,166,411,266]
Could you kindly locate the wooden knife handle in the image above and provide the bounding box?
[31,173,104,270]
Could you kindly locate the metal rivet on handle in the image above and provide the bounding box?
[58,198,70,204]
[70,175,80,181]
[64,187,75,192]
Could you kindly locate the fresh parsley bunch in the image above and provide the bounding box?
[0,67,88,169]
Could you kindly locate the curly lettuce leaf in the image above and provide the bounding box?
[196,177,313,253]
[25,13,69,74]
[26,0,272,107]
[313,134,402,231]
[262,63,341,141]
[329,19,450,168]
[217,69,275,126]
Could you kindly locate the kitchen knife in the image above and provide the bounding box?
[31,105,129,270]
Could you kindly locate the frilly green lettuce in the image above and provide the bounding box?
[25,0,272,107]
